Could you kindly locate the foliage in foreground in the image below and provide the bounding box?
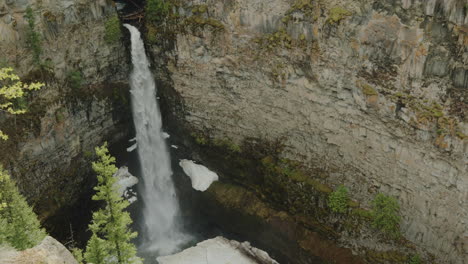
[0,167,46,250]
[72,247,85,264]
[0,67,44,140]
[328,185,349,213]
[84,143,141,264]
[371,193,401,237]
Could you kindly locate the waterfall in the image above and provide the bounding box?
[124,24,189,256]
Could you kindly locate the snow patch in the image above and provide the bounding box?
[113,167,138,203]
[179,160,218,192]
[162,132,170,139]
[127,143,137,152]
[157,236,279,264]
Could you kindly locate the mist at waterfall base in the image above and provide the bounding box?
[124,24,194,260]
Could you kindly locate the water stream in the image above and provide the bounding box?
[124,24,190,257]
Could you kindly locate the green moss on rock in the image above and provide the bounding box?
[184,15,224,31]
[327,7,352,24]
[191,4,208,14]
[362,84,378,96]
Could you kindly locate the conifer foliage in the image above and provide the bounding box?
[0,167,46,250]
[84,143,141,264]
[25,6,42,65]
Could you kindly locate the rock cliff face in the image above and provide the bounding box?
[0,0,131,219]
[149,0,467,263]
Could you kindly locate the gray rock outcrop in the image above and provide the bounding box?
[0,0,130,218]
[0,236,77,264]
[157,236,279,264]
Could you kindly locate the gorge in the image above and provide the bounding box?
[0,0,466,263]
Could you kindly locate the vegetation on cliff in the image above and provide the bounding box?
[328,185,349,213]
[25,6,42,65]
[371,193,401,238]
[104,15,122,44]
[189,132,416,262]
[146,0,171,23]
[0,67,44,140]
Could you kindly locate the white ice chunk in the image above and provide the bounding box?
[116,2,126,11]
[128,196,138,204]
[171,145,178,149]
[113,167,139,196]
[179,160,218,192]
[157,236,279,264]
[129,137,137,142]
[162,132,170,139]
[127,143,137,152]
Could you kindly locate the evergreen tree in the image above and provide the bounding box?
[146,0,171,23]
[24,6,42,65]
[0,167,46,250]
[0,215,9,245]
[371,193,401,238]
[85,143,141,264]
[84,234,107,264]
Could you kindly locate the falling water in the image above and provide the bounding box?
[124,24,189,256]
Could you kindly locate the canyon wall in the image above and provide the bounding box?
[150,0,467,262]
[0,0,130,218]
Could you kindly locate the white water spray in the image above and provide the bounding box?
[124,24,189,256]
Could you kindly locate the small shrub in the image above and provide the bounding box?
[191,132,208,145]
[104,15,122,44]
[67,70,83,90]
[361,83,378,96]
[12,97,29,113]
[83,150,94,159]
[328,185,349,213]
[25,7,42,65]
[408,254,421,264]
[55,108,65,123]
[146,24,158,44]
[371,193,401,237]
[213,138,241,153]
[327,6,351,24]
[146,0,171,23]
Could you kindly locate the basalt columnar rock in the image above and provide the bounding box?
[148,0,467,263]
[0,0,131,219]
